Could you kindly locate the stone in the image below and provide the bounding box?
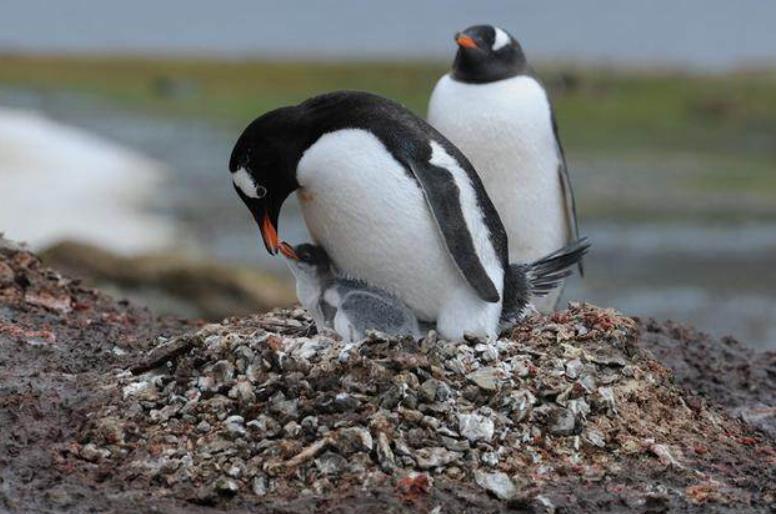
[549,408,576,436]
[333,427,373,454]
[300,416,318,435]
[214,476,239,495]
[80,443,110,462]
[458,413,495,443]
[474,470,517,500]
[415,447,460,469]
[283,421,302,438]
[315,451,348,475]
[565,359,583,379]
[252,475,269,496]
[224,415,246,438]
[466,366,503,392]
[247,415,281,438]
[419,379,440,403]
[229,380,256,404]
[376,432,396,471]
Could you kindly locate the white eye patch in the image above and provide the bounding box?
[232,167,267,199]
[492,27,511,51]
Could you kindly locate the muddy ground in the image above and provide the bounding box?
[0,238,773,513]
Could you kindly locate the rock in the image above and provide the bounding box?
[415,447,460,469]
[122,379,158,401]
[300,416,318,435]
[466,366,504,392]
[315,451,348,475]
[583,428,606,447]
[565,359,583,379]
[440,436,469,453]
[229,380,256,404]
[458,413,494,443]
[435,382,454,402]
[283,421,301,438]
[196,420,212,433]
[0,261,14,285]
[214,476,239,495]
[597,386,617,414]
[247,415,281,438]
[80,443,110,462]
[224,415,246,438]
[269,392,299,420]
[252,475,269,496]
[376,432,396,471]
[333,427,373,454]
[474,470,517,500]
[481,451,499,467]
[333,392,360,412]
[150,404,181,423]
[548,408,576,436]
[211,360,235,385]
[419,379,440,403]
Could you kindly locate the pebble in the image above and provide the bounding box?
[224,415,246,438]
[474,470,518,500]
[458,413,495,443]
[549,408,576,436]
[80,443,110,462]
[565,358,583,379]
[415,447,460,469]
[466,366,503,392]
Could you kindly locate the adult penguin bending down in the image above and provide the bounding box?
[428,25,582,313]
[229,91,587,339]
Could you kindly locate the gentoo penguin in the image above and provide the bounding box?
[428,25,582,313]
[278,241,422,342]
[229,91,585,339]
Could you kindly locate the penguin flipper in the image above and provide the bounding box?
[407,159,501,303]
[551,109,583,276]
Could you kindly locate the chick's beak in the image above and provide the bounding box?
[455,33,478,49]
[260,211,280,254]
[278,241,299,260]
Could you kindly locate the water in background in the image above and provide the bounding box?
[3,86,773,350]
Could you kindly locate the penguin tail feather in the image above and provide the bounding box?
[523,236,591,296]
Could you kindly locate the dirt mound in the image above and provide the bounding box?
[1,236,774,513]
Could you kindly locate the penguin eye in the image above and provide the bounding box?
[255,184,267,199]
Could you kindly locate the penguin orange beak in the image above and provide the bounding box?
[455,34,478,49]
[260,211,280,254]
[278,241,299,260]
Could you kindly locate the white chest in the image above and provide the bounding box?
[295,129,466,321]
[428,74,568,262]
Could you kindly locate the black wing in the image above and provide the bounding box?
[407,158,501,303]
[551,108,583,275]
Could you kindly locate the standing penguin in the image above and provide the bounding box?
[428,25,582,313]
[229,91,585,339]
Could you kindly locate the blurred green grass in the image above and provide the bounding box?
[1,54,775,216]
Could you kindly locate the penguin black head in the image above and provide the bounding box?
[229,106,304,254]
[451,25,527,83]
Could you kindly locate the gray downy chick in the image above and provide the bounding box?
[279,241,422,343]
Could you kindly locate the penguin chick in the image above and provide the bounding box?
[279,241,422,343]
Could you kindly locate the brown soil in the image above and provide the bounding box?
[0,238,773,513]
